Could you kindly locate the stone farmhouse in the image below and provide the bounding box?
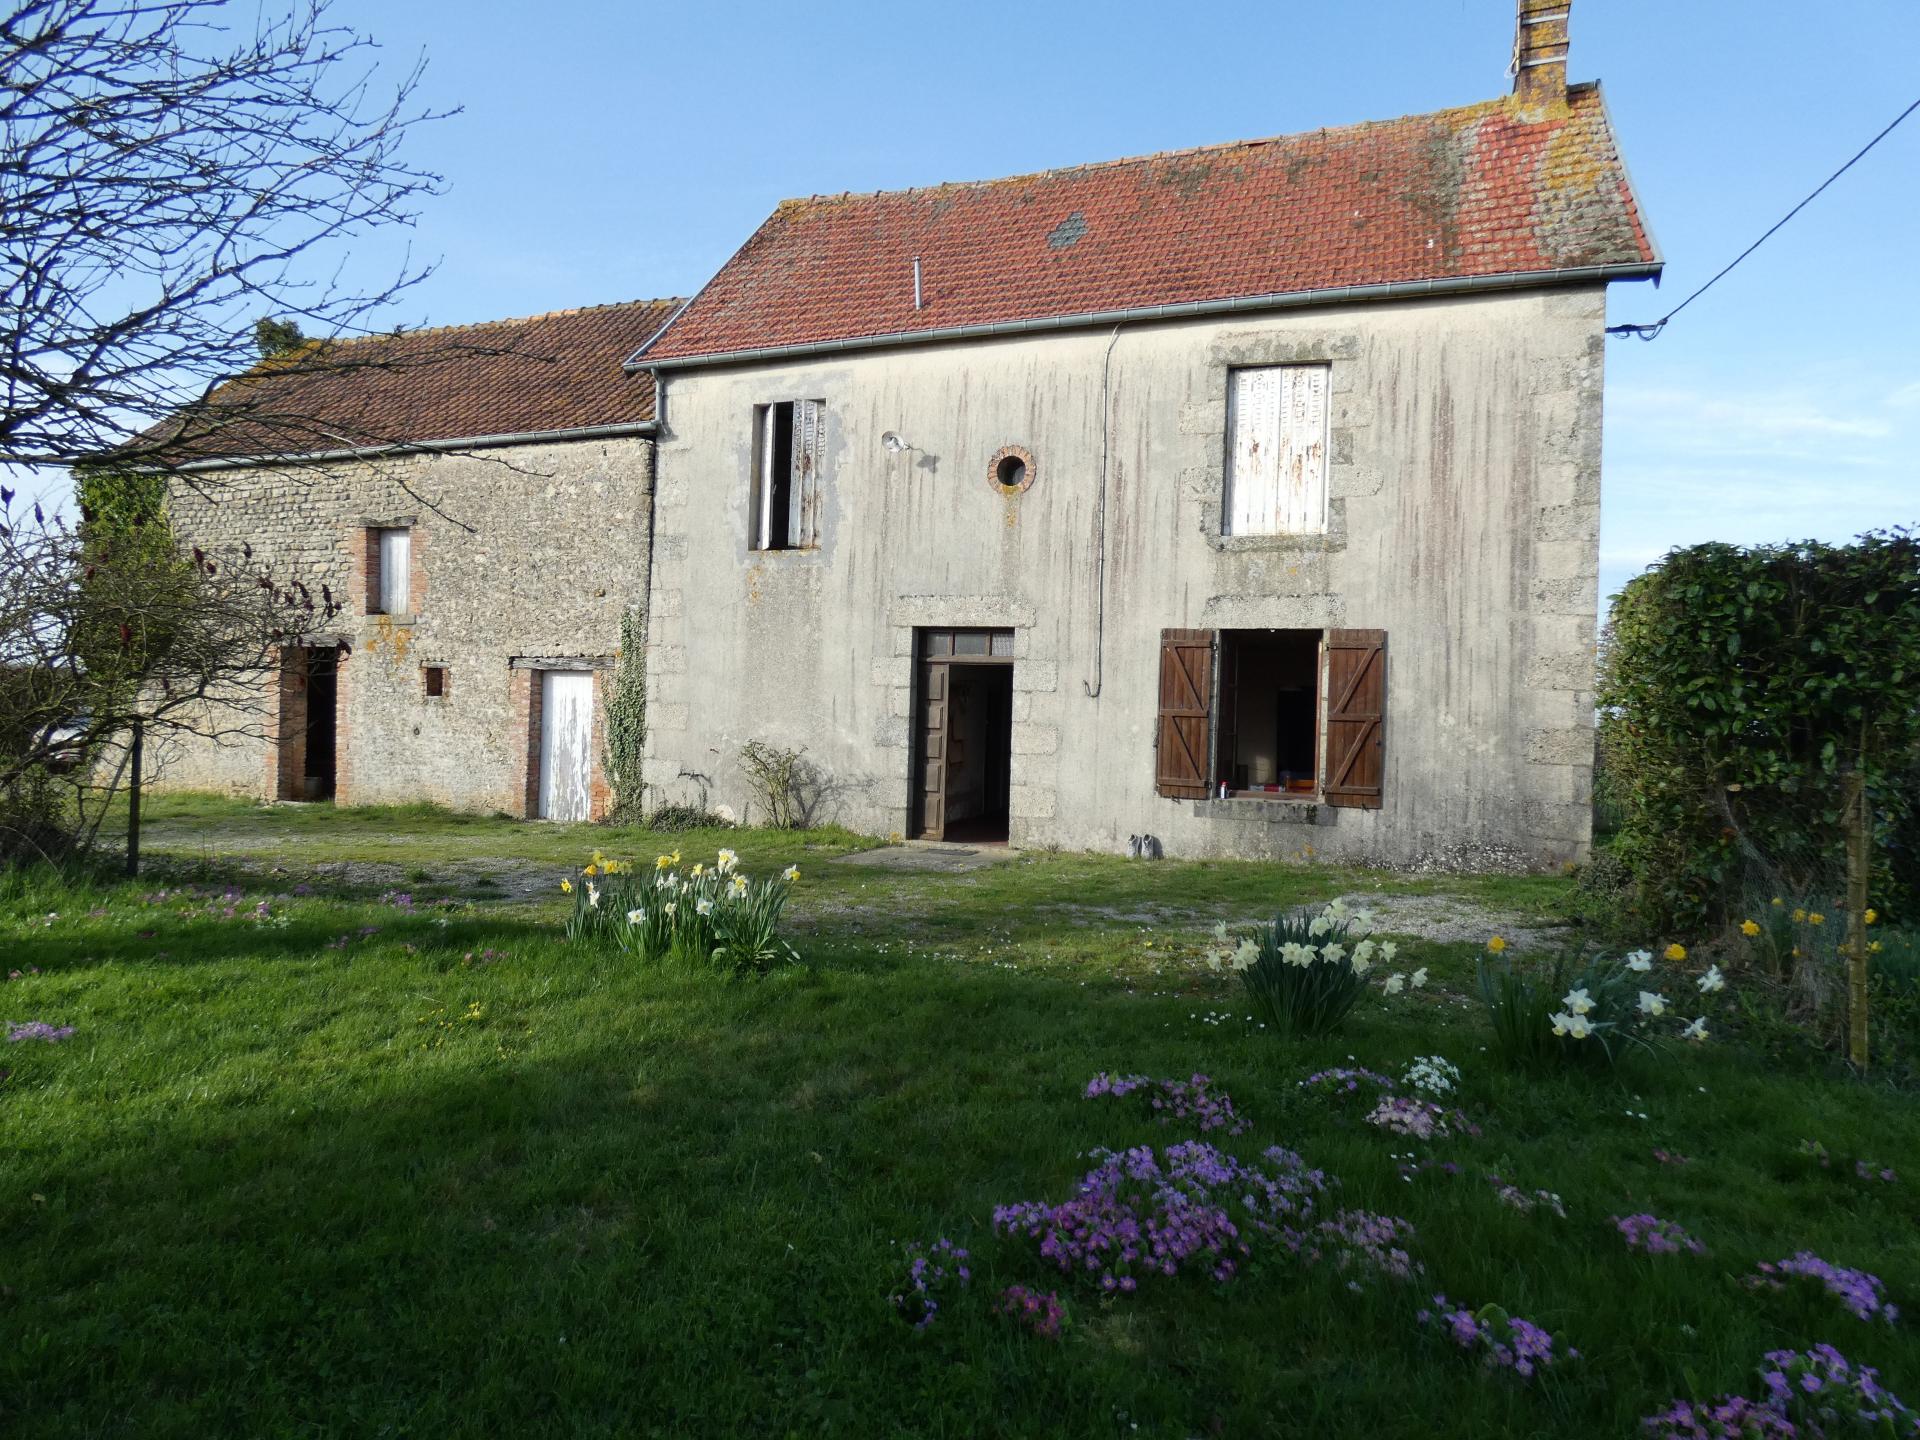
[156,2,1660,867]
[153,300,679,820]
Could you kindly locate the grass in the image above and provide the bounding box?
[3,801,1917,1438]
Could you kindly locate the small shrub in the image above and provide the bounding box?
[739,740,811,829]
[643,803,731,834]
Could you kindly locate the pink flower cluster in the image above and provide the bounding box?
[1488,1174,1566,1218]
[891,1238,971,1330]
[1298,1065,1396,1101]
[992,1141,1329,1293]
[1652,1148,1693,1166]
[1365,1095,1480,1141]
[6,1020,74,1044]
[1751,1253,1900,1325]
[1286,1209,1424,1287]
[993,1284,1065,1338]
[1084,1072,1250,1135]
[1643,1344,1918,1437]
[1417,1294,1578,1379]
[1614,1213,1706,1256]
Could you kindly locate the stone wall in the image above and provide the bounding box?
[155,436,654,816]
[644,287,1608,867]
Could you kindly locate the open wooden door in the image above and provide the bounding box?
[1155,629,1214,799]
[1322,630,1385,809]
[917,659,950,838]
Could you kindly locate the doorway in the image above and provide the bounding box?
[303,648,338,800]
[912,628,1014,842]
[1218,630,1321,796]
[538,671,594,821]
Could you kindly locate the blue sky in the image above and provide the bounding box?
[138,3,1920,607]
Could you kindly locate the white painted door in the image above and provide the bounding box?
[538,671,594,821]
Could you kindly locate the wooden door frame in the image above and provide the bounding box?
[909,628,1016,840]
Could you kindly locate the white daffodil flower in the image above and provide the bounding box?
[716,848,739,874]
[1681,1016,1709,1042]
[1351,908,1375,935]
[586,884,601,908]
[1563,987,1595,1016]
[1352,939,1376,966]
[782,865,800,883]
[1697,965,1725,994]
[695,898,713,917]
[1565,1013,1594,1039]
[1383,973,1405,995]
[1379,941,1399,964]
[1321,943,1346,966]
[1230,939,1259,972]
[1638,991,1668,1017]
[626,908,646,924]
[1625,950,1653,972]
[1550,1011,1573,1036]
[1410,967,1429,989]
[1308,915,1332,938]
[1326,898,1350,919]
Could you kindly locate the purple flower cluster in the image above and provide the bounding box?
[993,1141,1329,1293]
[1643,1344,1919,1438]
[1394,1153,1463,1184]
[1614,1213,1706,1256]
[379,891,417,911]
[1652,1148,1693,1167]
[1799,1139,1898,1186]
[1365,1096,1480,1141]
[1856,1160,1898,1184]
[1286,1209,1423,1287]
[1298,1065,1396,1100]
[993,1284,1065,1338]
[6,1020,74,1044]
[1751,1253,1900,1324]
[1417,1294,1578,1379]
[1488,1174,1567,1218]
[891,1238,971,1330]
[1084,1072,1250,1136]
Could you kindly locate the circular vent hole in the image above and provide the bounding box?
[995,455,1027,489]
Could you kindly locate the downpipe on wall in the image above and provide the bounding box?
[1082,324,1124,699]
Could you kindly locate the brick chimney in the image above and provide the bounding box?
[1512,2,1570,105]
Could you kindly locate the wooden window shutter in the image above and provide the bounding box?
[1323,629,1386,809]
[791,399,824,548]
[1155,629,1214,799]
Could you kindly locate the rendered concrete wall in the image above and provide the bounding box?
[155,437,653,815]
[644,288,1607,867]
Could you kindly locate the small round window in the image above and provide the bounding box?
[988,444,1037,494]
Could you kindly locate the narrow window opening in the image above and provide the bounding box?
[370,527,411,615]
[751,399,825,551]
[1218,629,1321,797]
[423,665,447,699]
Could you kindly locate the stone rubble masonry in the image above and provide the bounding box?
[154,436,654,818]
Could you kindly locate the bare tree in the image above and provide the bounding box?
[0,487,340,862]
[0,0,455,473]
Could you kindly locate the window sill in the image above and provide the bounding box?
[1206,531,1337,555]
[368,612,417,626]
[1190,796,1331,825]
[748,547,821,559]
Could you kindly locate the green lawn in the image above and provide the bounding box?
[3,801,1916,1437]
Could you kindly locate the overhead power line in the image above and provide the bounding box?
[1608,93,1920,341]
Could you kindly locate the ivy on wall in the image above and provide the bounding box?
[604,605,646,820]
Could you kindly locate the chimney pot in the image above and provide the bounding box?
[1512,1,1571,106]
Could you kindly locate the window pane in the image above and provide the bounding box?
[1225,365,1328,536]
[378,529,410,614]
[954,631,989,655]
[990,631,1014,657]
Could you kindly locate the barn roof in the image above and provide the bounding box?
[634,84,1658,368]
[155,298,683,467]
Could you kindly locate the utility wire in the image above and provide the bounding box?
[1608,93,1920,341]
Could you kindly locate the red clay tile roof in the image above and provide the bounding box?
[160,298,683,464]
[639,85,1657,365]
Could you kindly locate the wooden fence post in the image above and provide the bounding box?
[1843,768,1870,1071]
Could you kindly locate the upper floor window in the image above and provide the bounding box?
[1223,364,1329,536]
[370,526,411,615]
[751,399,826,551]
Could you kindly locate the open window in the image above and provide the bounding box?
[1154,627,1384,808]
[751,399,826,550]
[367,527,411,615]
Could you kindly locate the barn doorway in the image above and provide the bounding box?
[274,645,339,802]
[1217,629,1321,796]
[912,628,1014,843]
[538,671,594,821]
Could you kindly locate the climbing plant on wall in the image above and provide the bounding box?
[1597,530,1920,934]
[604,605,647,820]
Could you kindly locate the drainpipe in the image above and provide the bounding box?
[1082,324,1124,698]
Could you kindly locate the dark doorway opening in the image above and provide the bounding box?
[1219,629,1321,796]
[303,648,338,800]
[912,628,1015,843]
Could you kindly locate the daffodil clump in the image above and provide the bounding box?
[1208,899,1387,1039]
[562,847,803,972]
[1479,938,1727,1072]
[1737,894,1889,982]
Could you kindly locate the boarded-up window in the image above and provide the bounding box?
[1322,629,1386,809]
[752,399,826,550]
[1224,365,1329,536]
[1154,629,1214,799]
[373,528,411,615]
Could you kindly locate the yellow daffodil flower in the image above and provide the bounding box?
[1664,942,1687,962]
[1807,913,1825,926]
[583,863,598,877]
[1865,909,1878,925]
[1740,919,1760,937]
[559,879,572,893]
[1791,908,1807,922]
[1486,935,1507,954]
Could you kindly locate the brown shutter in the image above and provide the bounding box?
[1323,629,1386,809]
[1155,629,1214,799]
